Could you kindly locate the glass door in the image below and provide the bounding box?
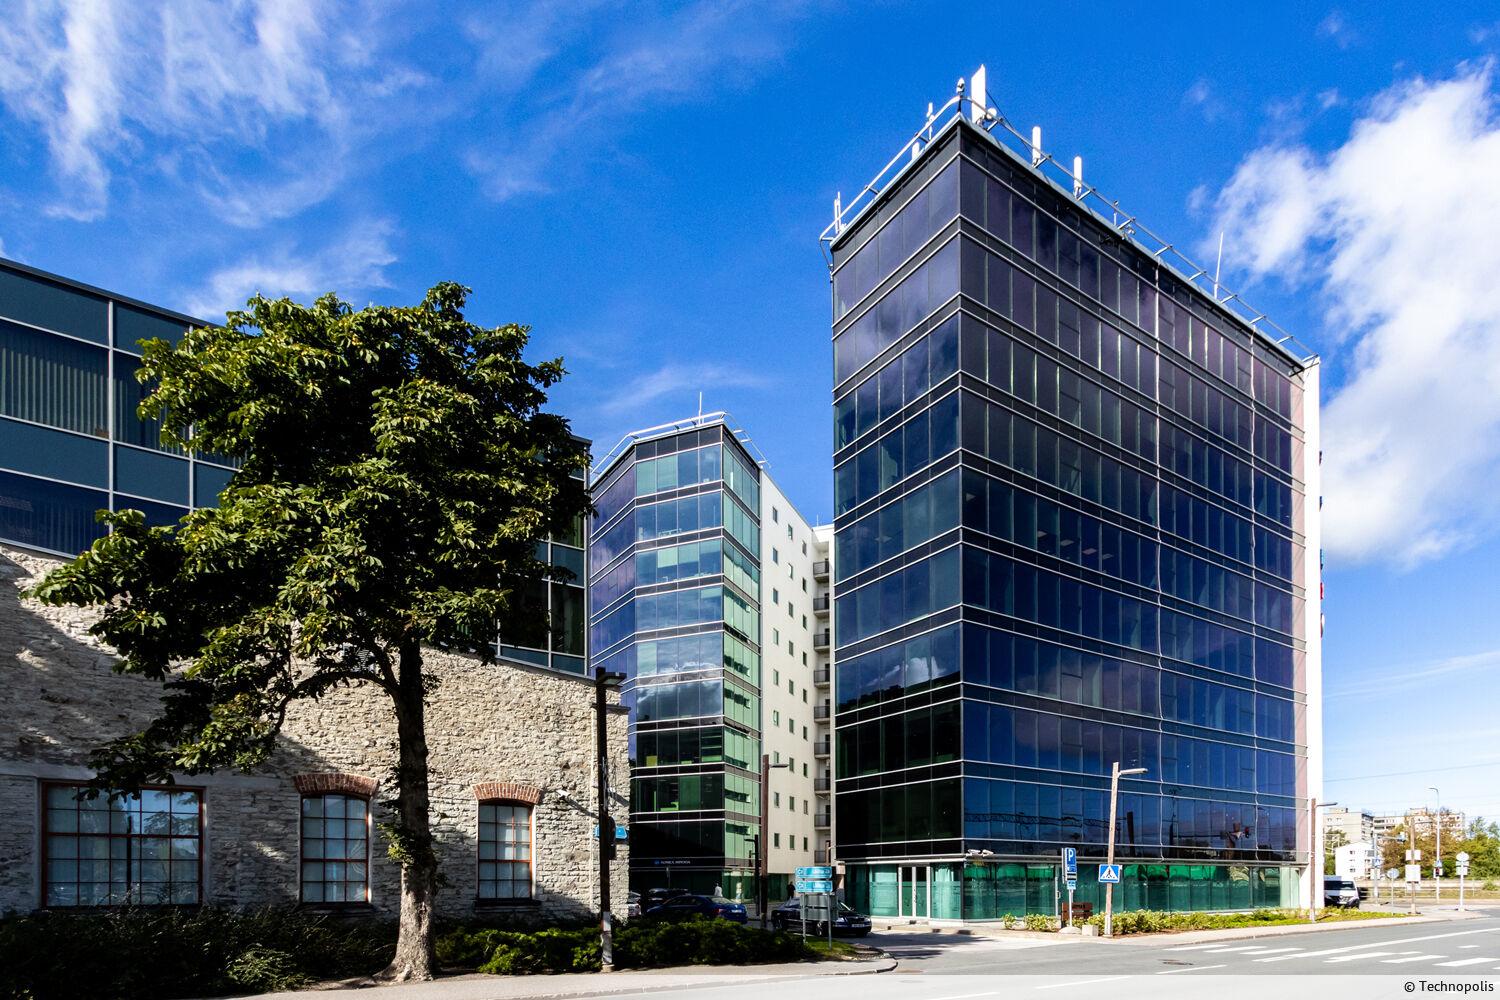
[899,865,930,918]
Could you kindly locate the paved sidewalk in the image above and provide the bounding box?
[245,956,897,1000]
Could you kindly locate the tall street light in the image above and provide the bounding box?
[1103,761,1147,938]
[1430,786,1442,902]
[1308,799,1338,922]
[758,754,789,928]
[595,667,626,972]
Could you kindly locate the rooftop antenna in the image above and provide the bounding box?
[697,391,704,417]
[1072,156,1084,199]
[969,65,988,123]
[1031,125,1043,167]
[1214,231,1225,300]
[833,192,842,235]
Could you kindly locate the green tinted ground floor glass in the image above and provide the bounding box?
[844,862,1301,919]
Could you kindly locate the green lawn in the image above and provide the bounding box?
[1088,906,1413,936]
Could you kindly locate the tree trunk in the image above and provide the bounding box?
[384,639,438,982]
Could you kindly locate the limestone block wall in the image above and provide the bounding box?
[0,544,629,920]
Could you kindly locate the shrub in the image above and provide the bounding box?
[1022,913,1057,932]
[1000,913,1018,929]
[1484,881,1498,892]
[0,906,393,1000]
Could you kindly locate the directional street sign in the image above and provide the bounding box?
[1063,847,1077,877]
[796,866,834,880]
[1386,867,1400,880]
[1098,864,1122,884]
[1065,878,1078,891]
[796,879,834,894]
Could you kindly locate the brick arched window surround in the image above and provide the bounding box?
[293,772,379,797]
[472,782,541,804]
[295,773,376,906]
[474,783,540,903]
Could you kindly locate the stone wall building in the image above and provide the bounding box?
[0,543,629,920]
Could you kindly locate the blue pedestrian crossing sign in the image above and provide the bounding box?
[1098,864,1122,884]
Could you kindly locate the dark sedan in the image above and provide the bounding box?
[643,893,749,923]
[770,899,871,936]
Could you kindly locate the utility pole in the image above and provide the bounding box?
[595,668,625,971]
[1429,788,1442,902]
[1103,761,1147,938]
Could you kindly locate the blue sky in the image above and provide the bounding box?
[2,1,1499,828]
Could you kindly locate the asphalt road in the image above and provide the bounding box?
[873,910,1500,977]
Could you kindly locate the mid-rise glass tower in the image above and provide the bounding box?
[589,416,767,897]
[824,83,1321,919]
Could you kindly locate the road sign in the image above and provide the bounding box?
[1457,851,1470,863]
[1386,867,1400,880]
[796,879,834,894]
[1406,849,1423,862]
[1098,864,1122,884]
[1457,865,1470,877]
[1405,864,1422,883]
[1063,847,1077,876]
[1065,878,1078,891]
[1435,861,1444,874]
[796,865,834,880]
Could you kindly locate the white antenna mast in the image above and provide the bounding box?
[1214,231,1225,300]
[1031,125,1043,166]
[697,391,703,417]
[1072,156,1084,199]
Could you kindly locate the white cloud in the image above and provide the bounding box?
[184,218,397,318]
[595,362,775,417]
[1318,10,1355,49]
[1206,65,1500,564]
[1327,646,1500,700]
[465,0,809,202]
[0,0,424,222]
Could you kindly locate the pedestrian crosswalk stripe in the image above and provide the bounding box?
[1202,946,1272,953]
[1382,954,1446,964]
[1325,952,1402,963]
[1436,958,1497,967]
[1166,944,1227,951]
[1245,948,1301,955]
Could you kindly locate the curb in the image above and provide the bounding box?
[1103,913,1441,946]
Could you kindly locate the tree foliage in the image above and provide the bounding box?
[28,283,590,977]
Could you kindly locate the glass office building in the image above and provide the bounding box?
[589,416,766,896]
[824,97,1321,919]
[0,257,589,679]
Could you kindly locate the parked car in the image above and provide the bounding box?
[643,893,748,923]
[1324,876,1360,908]
[770,898,872,936]
[626,891,642,919]
[638,886,689,911]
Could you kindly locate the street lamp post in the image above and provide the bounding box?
[1308,799,1338,923]
[1103,762,1147,938]
[595,668,626,971]
[1429,787,1442,902]
[758,754,789,929]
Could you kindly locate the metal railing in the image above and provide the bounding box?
[814,849,831,865]
[813,631,830,650]
[818,74,1318,366]
[813,704,831,721]
[812,560,830,578]
[814,740,831,757]
[812,594,831,613]
[813,667,831,686]
[814,812,832,829]
[588,410,771,483]
[814,776,832,793]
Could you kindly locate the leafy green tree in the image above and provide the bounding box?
[1323,829,1348,875]
[29,285,590,981]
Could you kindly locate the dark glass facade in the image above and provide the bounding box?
[828,119,1315,918]
[589,420,764,896]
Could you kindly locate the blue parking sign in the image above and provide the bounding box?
[1063,847,1077,876]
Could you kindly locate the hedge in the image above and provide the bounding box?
[436,917,818,973]
[0,907,393,1000]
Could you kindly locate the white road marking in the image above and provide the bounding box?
[1158,964,1226,975]
[1165,943,1230,951]
[1034,978,1130,990]
[1437,957,1498,967]
[1256,926,1500,963]
[1324,951,1404,963]
[1201,945,1273,953]
[1382,954,1447,964]
[926,993,1001,1000]
[1244,947,1302,955]
[1461,944,1481,949]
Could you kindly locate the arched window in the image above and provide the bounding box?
[478,801,533,900]
[300,793,370,904]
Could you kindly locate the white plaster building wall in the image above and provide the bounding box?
[759,475,818,884]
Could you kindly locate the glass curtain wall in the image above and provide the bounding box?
[589,423,764,895]
[829,120,1311,917]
